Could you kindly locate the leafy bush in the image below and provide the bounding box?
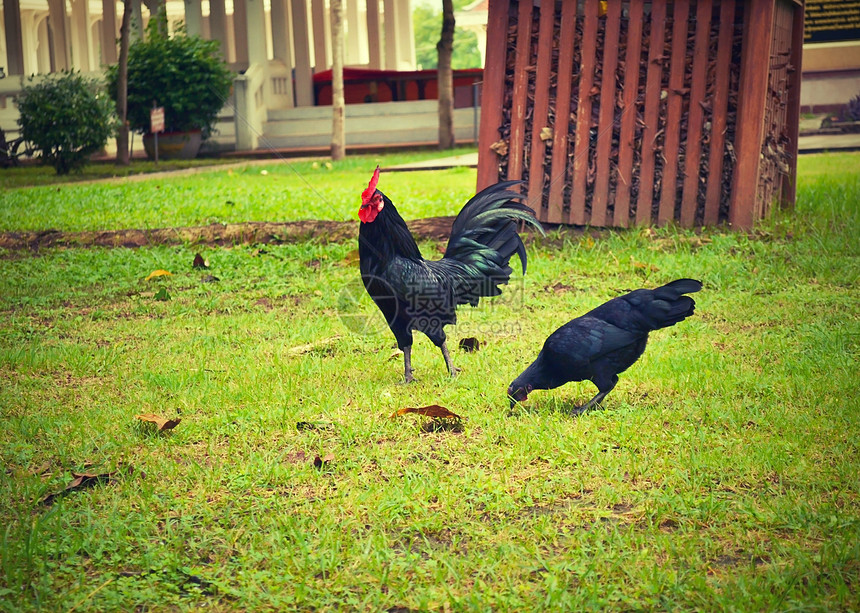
[105,18,233,139]
[844,92,860,122]
[15,70,116,174]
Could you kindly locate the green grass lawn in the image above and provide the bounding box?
[0,148,480,231]
[0,152,858,611]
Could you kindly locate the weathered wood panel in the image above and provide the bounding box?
[478,0,801,230]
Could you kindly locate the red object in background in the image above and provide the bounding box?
[312,67,483,107]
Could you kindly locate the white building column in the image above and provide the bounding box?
[183,0,204,37]
[130,0,144,40]
[310,0,330,72]
[382,0,397,70]
[3,0,26,75]
[101,0,118,64]
[21,10,40,74]
[270,0,295,106]
[36,14,52,73]
[208,0,229,60]
[69,0,94,71]
[233,0,249,65]
[291,0,314,106]
[396,0,414,69]
[246,0,267,64]
[365,0,380,69]
[47,0,70,70]
[345,0,361,65]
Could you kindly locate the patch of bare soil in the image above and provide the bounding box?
[0,216,463,251]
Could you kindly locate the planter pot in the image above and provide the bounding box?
[142,130,203,160]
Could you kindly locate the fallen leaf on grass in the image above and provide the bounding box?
[391,405,462,420]
[313,453,335,469]
[388,349,404,361]
[284,450,307,464]
[421,419,464,434]
[341,249,360,266]
[145,269,172,281]
[192,253,209,268]
[459,337,480,353]
[201,274,220,283]
[288,336,341,356]
[296,421,334,431]
[42,469,119,505]
[136,413,182,431]
[630,257,659,272]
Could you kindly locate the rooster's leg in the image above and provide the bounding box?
[403,346,415,384]
[440,341,461,378]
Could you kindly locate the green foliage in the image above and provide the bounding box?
[0,148,480,230]
[105,16,233,138]
[413,3,483,70]
[15,71,116,175]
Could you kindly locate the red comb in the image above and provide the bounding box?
[361,166,380,204]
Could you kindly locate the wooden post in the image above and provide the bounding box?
[657,0,690,225]
[703,0,736,225]
[730,0,775,230]
[547,0,578,224]
[569,0,599,225]
[526,0,556,212]
[506,0,534,182]
[591,0,622,226]
[680,0,713,227]
[637,0,668,225]
[614,0,644,227]
[476,0,510,191]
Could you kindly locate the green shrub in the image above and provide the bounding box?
[15,70,116,174]
[105,18,233,139]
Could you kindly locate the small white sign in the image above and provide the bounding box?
[150,107,165,134]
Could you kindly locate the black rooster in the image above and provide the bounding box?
[508,279,702,410]
[358,167,544,382]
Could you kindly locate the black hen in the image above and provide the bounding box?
[508,279,703,410]
[358,167,544,382]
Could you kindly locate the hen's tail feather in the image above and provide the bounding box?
[640,280,701,330]
[653,278,703,300]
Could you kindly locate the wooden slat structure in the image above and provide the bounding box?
[477,0,805,230]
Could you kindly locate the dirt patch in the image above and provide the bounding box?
[0,216,463,251]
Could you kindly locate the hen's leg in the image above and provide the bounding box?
[403,346,415,384]
[577,374,618,413]
[440,341,461,378]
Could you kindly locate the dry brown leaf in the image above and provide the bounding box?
[192,253,209,268]
[459,337,481,353]
[388,349,404,361]
[630,257,659,272]
[489,139,509,156]
[313,453,335,469]
[145,269,172,281]
[284,450,307,464]
[288,336,341,356]
[136,413,182,431]
[392,405,462,420]
[42,469,118,505]
[342,249,360,265]
[539,127,553,142]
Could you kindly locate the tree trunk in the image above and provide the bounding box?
[437,0,455,150]
[115,0,132,165]
[330,0,346,160]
